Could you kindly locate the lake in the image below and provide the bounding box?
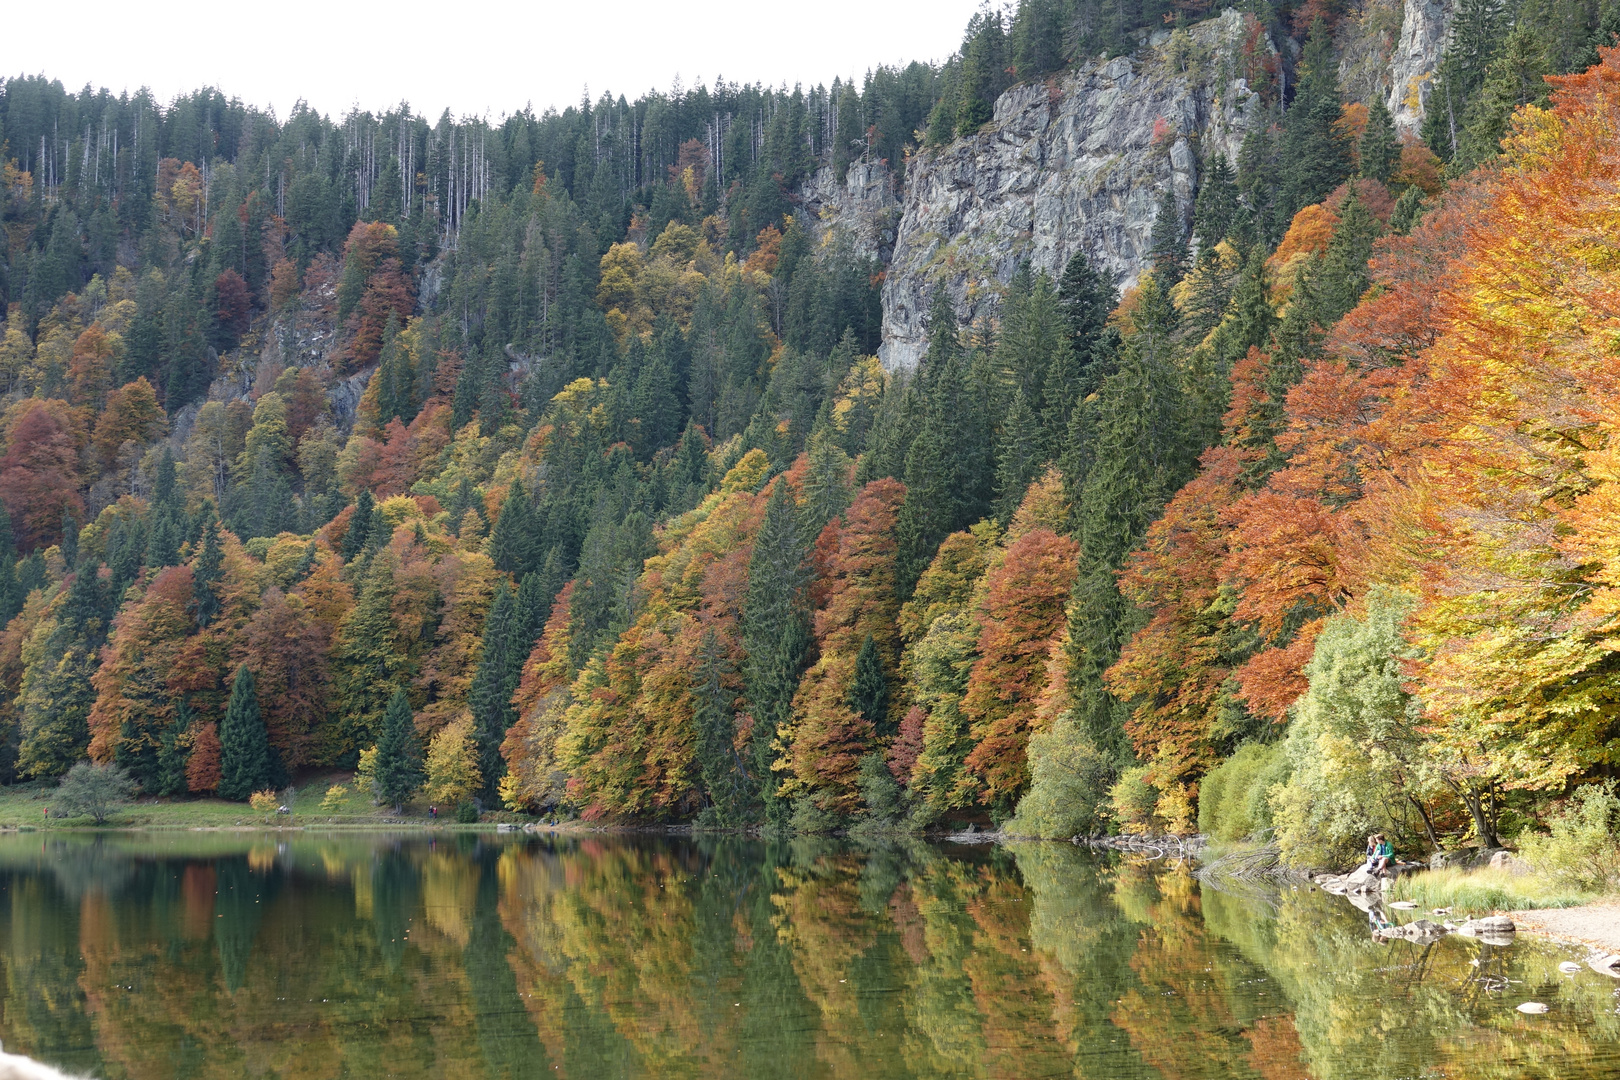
[0,832,1614,1079]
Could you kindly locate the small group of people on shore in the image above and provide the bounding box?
[1364,833,1394,876]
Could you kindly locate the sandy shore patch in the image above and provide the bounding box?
[1513,902,1620,953]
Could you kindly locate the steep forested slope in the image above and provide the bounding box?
[1,0,1618,854]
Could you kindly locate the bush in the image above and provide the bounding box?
[54,762,136,824]
[1007,715,1113,838]
[319,784,348,813]
[1110,765,1160,834]
[1516,780,1620,892]
[455,800,479,824]
[248,789,278,814]
[1198,741,1289,842]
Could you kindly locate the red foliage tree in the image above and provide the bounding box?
[0,399,84,550]
[961,528,1080,805]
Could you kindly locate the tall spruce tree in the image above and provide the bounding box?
[1066,274,1196,761]
[694,629,751,825]
[342,490,376,561]
[218,665,273,801]
[372,689,423,813]
[1278,19,1353,222]
[490,479,537,577]
[847,635,892,737]
[742,479,812,825]
[468,582,523,800]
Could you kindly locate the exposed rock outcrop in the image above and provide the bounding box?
[801,160,902,264]
[1387,0,1455,136]
[877,9,1271,369]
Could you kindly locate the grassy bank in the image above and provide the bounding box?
[0,776,534,830]
[1386,866,1598,913]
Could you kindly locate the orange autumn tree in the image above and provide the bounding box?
[961,524,1079,811]
[781,477,906,818]
[560,451,773,819]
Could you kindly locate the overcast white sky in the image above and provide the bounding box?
[4,0,986,120]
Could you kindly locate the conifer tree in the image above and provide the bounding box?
[1066,274,1195,761]
[0,499,21,625]
[154,699,191,797]
[372,689,423,813]
[1148,189,1190,286]
[190,511,224,628]
[218,665,273,801]
[743,478,811,822]
[846,635,891,736]
[694,629,751,825]
[1193,155,1241,249]
[17,562,108,778]
[994,388,1043,523]
[1359,98,1400,182]
[342,490,376,562]
[491,479,536,577]
[468,582,522,799]
[1279,19,1353,221]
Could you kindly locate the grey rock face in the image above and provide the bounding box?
[801,160,902,264]
[877,9,1270,370]
[1388,0,1455,136]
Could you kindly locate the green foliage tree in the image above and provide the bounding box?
[371,689,423,813]
[53,761,135,824]
[218,665,275,801]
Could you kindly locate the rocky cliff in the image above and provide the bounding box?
[865,3,1457,370]
[877,9,1269,369]
[1387,0,1454,136]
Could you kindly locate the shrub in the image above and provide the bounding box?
[54,762,136,824]
[1198,741,1289,842]
[1516,780,1620,892]
[455,800,479,824]
[248,790,279,814]
[319,784,348,813]
[1007,715,1113,838]
[1110,765,1160,834]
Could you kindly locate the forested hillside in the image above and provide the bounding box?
[2,0,1618,859]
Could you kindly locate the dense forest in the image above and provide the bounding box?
[2,0,1619,863]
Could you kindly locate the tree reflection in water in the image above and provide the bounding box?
[0,833,1612,1079]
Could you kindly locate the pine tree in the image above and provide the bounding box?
[694,629,751,826]
[372,689,423,813]
[468,582,522,800]
[1193,155,1241,249]
[1066,274,1196,761]
[1359,98,1400,182]
[0,499,21,624]
[59,509,79,568]
[1279,19,1353,221]
[1148,188,1190,286]
[17,562,108,778]
[490,479,537,577]
[1423,0,1514,160]
[154,699,192,797]
[342,490,376,561]
[743,478,812,824]
[218,665,273,801]
[846,635,891,736]
[994,388,1043,523]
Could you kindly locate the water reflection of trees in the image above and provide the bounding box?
[0,834,1615,1079]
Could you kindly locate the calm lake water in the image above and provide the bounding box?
[0,832,1614,1079]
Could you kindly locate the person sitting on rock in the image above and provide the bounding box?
[1363,834,1379,873]
[1372,834,1394,876]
